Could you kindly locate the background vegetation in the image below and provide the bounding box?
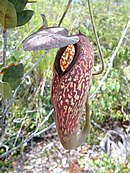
[0,0,129,172]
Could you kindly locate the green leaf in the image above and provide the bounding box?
[5,1,17,28]
[4,1,17,29]
[0,0,8,27]
[101,85,106,91]
[90,85,96,93]
[8,0,17,6]
[15,0,27,12]
[115,82,120,92]
[27,0,37,3]
[2,63,24,90]
[0,81,13,99]
[17,10,34,27]
[110,82,116,91]
[9,0,27,12]
[0,160,4,167]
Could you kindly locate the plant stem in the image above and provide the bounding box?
[0,29,7,136]
[58,0,73,27]
[88,0,104,75]
[2,29,7,66]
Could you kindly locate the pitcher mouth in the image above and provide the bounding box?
[54,43,80,77]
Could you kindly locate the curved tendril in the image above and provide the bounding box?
[58,0,73,27]
[88,0,104,75]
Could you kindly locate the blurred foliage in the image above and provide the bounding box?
[0,0,129,171]
[89,154,130,173]
[0,0,35,99]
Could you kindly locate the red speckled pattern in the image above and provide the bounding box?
[52,33,94,144]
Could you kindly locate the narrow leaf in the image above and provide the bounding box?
[2,63,24,90]
[27,1,37,3]
[22,27,79,50]
[17,10,34,27]
[0,81,13,99]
